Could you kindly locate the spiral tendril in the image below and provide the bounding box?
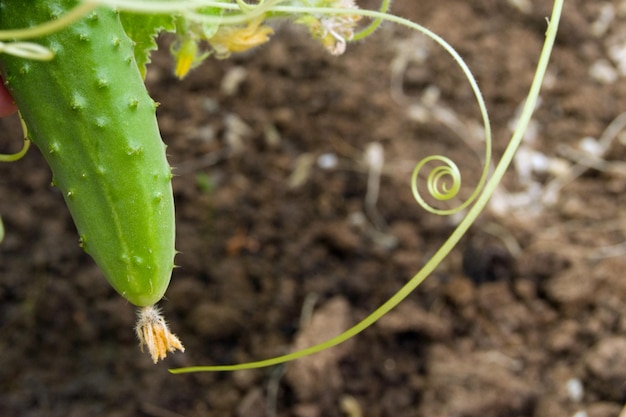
[1,115,30,163]
[170,0,562,374]
[411,155,462,214]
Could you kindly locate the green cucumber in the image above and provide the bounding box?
[0,0,175,307]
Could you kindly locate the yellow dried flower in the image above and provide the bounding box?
[208,15,274,59]
[136,305,184,363]
[298,0,361,55]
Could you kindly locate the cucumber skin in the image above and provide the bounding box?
[0,1,175,307]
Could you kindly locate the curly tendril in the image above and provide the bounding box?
[170,0,562,374]
[1,116,30,162]
[1,115,30,244]
[411,155,462,214]
[171,0,562,374]
[0,138,30,162]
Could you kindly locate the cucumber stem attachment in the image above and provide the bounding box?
[135,306,184,363]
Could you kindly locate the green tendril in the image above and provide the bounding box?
[0,138,30,162]
[0,117,31,244]
[0,1,97,40]
[412,155,462,213]
[352,0,391,41]
[1,114,30,162]
[169,0,563,374]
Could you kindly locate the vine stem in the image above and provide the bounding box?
[169,0,563,374]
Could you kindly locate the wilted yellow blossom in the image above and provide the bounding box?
[298,0,361,55]
[208,15,274,59]
[136,305,184,363]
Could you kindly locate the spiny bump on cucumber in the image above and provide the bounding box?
[127,145,144,156]
[94,116,108,128]
[96,76,109,89]
[86,11,99,23]
[19,63,31,75]
[112,37,122,49]
[48,141,60,154]
[0,0,183,361]
[76,31,90,42]
[70,93,85,110]
[47,40,63,55]
[46,4,64,20]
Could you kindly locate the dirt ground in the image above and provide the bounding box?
[2,1,626,416]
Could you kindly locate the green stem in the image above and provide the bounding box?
[352,0,391,41]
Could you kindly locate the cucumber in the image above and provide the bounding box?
[0,0,176,307]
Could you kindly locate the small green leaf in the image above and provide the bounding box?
[120,13,176,79]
